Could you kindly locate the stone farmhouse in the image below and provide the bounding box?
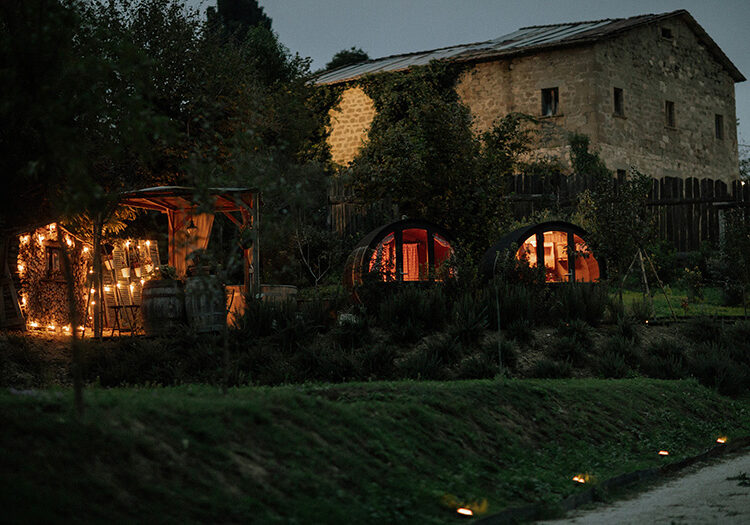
[317,10,747,249]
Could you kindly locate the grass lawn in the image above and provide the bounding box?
[2,379,749,523]
[621,286,748,319]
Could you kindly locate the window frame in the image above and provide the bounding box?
[541,87,559,117]
[665,100,676,128]
[613,87,624,116]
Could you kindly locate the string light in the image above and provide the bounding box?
[456,508,473,516]
[19,235,30,245]
[65,236,73,247]
[658,450,669,456]
[90,288,96,294]
[140,279,145,285]
[17,262,24,274]
[37,234,45,246]
[82,246,89,253]
[104,286,111,292]
[145,240,151,247]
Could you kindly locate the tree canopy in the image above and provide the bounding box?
[325,47,369,71]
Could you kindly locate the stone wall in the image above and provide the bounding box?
[592,20,739,183]
[328,86,376,166]
[326,18,740,182]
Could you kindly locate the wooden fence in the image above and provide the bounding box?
[329,175,750,251]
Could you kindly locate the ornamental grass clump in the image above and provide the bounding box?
[550,283,608,326]
[639,339,688,380]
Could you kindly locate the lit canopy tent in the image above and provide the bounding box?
[480,221,602,283]
[118,186,260,295]
[344,219,455,294]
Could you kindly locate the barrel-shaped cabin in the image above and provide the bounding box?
[344,219,455,292]
[480,221,601,282]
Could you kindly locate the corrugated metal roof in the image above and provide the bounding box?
[316,10,745,84]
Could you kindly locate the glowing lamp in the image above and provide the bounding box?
[456,508,473,516]
[29,321,39,328]
[47,324,56,332]
[125,240,130,247]
[82,246,89,253]
[717,437,727,444]
[37,234,45,245]
[65,236,73,247]
[19,235,30,244]
[62,325,71,333]
[129,283,134,292]
[21,296,27,307]
[90,288,96,294]
[104,286,111,292]
[77,326,84,331]
[116,283,121,289]
[146,240,151,247]
[572,475,586,484]
[140,279,145,285]
[17,263,24,274]
[658,450,669,456]
[91,301,96,305]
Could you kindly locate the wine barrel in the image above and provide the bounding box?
[185,276,226,333]
[260,284,298,303]
[141,279,185,336]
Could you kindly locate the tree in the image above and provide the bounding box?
[206,0,271,41]
[348,63,552,256]
[325,47,369,70]
[572,134,655,299]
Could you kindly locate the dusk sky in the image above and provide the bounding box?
[194,1,750,150]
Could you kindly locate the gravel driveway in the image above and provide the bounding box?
[539,449,750,524]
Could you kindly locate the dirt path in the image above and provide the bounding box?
[539,450,750,524]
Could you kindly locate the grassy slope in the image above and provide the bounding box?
[622,286,746,318]
[2,379,749,524]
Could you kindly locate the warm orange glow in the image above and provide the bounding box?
[65,236,73,247]
[47,324,56,332]
[140,279,145,285]
[29,321,39,328]
[21,296,27,307]
[572,475,586,484]
[90,301,96,305]
[145,240,151,247]
[77,326,84,331]
[125,240,131,247]
[116,283,121,288]
[37,234,45,245]
[104,286,111,292]
[717,437,727,444]
[658,450,669,456]
[129,283,134,292]
[19,235,30,245]
[456,508,473,516]
[83,246,89,253]
[90,288,96,294]
[62,325,71,333]
[17,262,25,274]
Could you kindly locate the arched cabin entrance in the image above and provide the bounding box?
[344,219,455,295]
[480,221,601,282]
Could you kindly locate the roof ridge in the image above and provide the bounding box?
[519,17,616,29]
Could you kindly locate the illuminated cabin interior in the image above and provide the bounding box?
[345,219,455,293]
[480,221,601,283]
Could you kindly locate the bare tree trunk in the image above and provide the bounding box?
[59,241,84,419]
[92,214,103,339]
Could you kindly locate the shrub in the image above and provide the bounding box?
[527,358,573,379]
[604,296,626,325]
[487,281,541,329]
[628,295,654,322]
[681,317,723,345]
[376,286,449,343]
[594,351,631,379]
[688,344,748,397]
[639,339,687,379]
[503,319,534,345]
[455,354,498,379]
[448,292,488,346]
[331,310,369,349]
[615,315,640,345]
[600,334,640,367]
[353,343,397,380]
[480,335,519,371]
[0,335,49,388]
[550,283,608,326]
[722,321,750,366]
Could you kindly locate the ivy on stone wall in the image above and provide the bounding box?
[346,61,559,256]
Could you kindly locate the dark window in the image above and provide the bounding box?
[665,100,675,127]
[715,114,724,140]
[613,87,624,116]
[46,246,61,274]
[541,87,559,116]
[616,169,626,182]
[661,27,673,39]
